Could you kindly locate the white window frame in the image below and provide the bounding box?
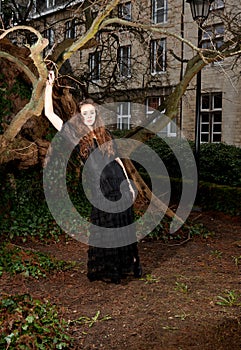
[118,2,132,21]
[150,38,166,74]
[31,0,73,18]
[118,45,131,78]
[200,92,222,143]
[210,0,224,11]
[152,0,168,24]
[47,0,56,8]
[33,0,41,13]
[65,19,77,39]
[89,51,101,81]
[146,97,176,137]
[45,28,55,50]
[117,102,131,130]
[202,23,224,50]
[146,96,163,115]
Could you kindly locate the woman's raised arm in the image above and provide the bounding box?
[44,71,63,131]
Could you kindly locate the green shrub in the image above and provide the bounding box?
[0,294,72,349]
[139,136,192,179]
[197,181,241,215]
[199,143,241,187]
[114,134,241,214]
[128,135,241,187]
[0,164,90,242]
[0,243,74,278]
[1,134,240,245]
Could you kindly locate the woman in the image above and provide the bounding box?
[45,71,142,284]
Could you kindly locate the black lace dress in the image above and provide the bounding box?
[60,122,141,283]
[84,138,141,283]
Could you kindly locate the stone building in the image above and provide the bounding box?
[183,0,241,146]
[10,0,241,146]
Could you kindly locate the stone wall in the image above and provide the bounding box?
[31,0,241,147]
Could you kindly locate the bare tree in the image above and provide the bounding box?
[1,0,241,222]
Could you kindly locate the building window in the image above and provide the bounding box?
[152,0,168,24]
[210,0,224,10]
[146,97,176,137]
[33,0,45,12]
[89,51,101,81]
[46,0,55,8]
[118,2,132,21]
[150,38,166,74]
[200,92,222,143]
[117,102,131,130]
[146,96,163,114]
[202,23,224,49]
[118,45,131,77]
[44,28,55,50]
[65,19,77,39]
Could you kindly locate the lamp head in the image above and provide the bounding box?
[186,0,214,23]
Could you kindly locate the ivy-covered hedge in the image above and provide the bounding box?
[141,136,241,187]
[0,163,90,242]
[113,132,241,186]
[199,142,241,187]
[126,134,241,214]
[1,134,240,240]
[197,182,241,215]
[0,294,72,349]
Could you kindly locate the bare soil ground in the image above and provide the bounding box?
[1,210,241,350]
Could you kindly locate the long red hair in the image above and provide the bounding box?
[77,99,115,160]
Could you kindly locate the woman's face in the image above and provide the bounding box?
[81,104,96,127]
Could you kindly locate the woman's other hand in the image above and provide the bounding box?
[46,70,55,86]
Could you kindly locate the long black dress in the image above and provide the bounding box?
[61,122,141,283]
[85,138,141,283]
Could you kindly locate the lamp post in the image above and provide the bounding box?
[186,0,213,178]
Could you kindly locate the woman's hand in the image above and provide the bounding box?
[46,70,55,87]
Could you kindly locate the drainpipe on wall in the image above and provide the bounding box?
[179,0,185,134]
